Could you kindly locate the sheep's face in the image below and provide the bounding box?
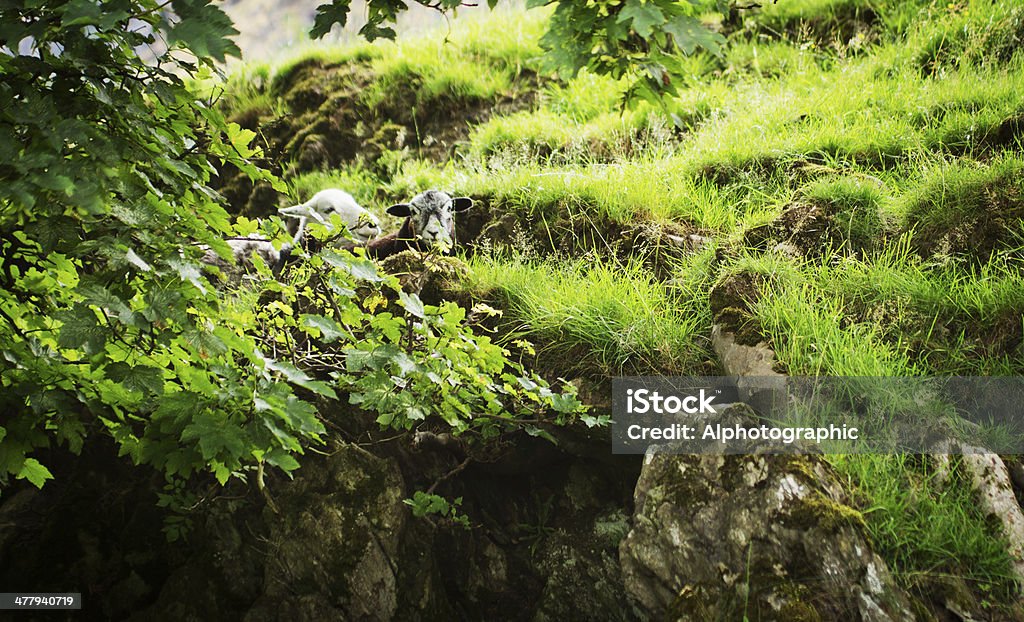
[387,190,473,248]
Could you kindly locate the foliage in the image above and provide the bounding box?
[833,453,1018,600]
[310,0,729,105]
[530,0,727,104]
[272,237,589,443]
[0,0,300,490]
[0,0,587,498]
[404,491,470,529]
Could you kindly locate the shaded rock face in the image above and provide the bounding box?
[128,433,644,622]
[247,444,407,621]
[619,425,915,621]
[142,442,413,622]
[426,444,643,622]
[709,269,770,349]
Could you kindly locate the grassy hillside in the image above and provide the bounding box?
[212,0,1024,612]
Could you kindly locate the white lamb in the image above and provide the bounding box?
[278,189,381,247]
[200,189,381,281]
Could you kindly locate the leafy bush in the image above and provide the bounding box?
[0,1,588,496]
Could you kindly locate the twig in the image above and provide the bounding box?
[426,456,472,495]
[256,461,280,514]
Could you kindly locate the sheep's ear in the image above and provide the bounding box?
[452,197,474,212]
[386,203,413,217]
[280,204,327,224]
[279,204,312,219]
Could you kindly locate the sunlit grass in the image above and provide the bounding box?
[833,453,1018,600]
[464,254,714,376]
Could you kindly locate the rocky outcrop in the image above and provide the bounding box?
[619,406,916,622]
[141,441,412,621]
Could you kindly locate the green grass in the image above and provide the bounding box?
[358,8,546,110]
[834,453,1018,602]
[449,157,773,234]
[906,0,1024,74]
[288,168,382,208]
[898,154,1024,263]
[464,254,715,376]
[750,0,933,40]
[735,237,1024,376]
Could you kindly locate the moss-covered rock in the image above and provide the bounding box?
[379,250,470,306]
[744,176,887,260]
[212,58,536,219]
[142,441,410,621]
[619,405,915,621]
[709,269,767,347]
[902,156,1024,265]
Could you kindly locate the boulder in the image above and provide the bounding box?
[619,408,915,621]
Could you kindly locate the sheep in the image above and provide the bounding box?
[367,190,474,260]
[200,188,381,281]
[278,188,381,248]
[200,237,293,278]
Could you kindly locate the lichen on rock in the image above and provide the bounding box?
[619,405,915,622]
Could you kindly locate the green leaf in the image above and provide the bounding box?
[399,291,425,319]
[17,458,54,489]
[78,284,132,323]
[663,14,726,57]
[524,425,557,444]
[61,0,104,26]
[212,461,231,485]
[106,363,165,396]
[167,0,242,63]
[406,405,428,421]
[617,0,667,39]
[311,0,353,39]
[323,250,385,282]
[264,359,338,399]
[265,449,301,473]
[301,314,350,343]
[181,412,247,461]
[581,414,612,428]
[261,418,302,452]
[124,247,152,272]
[56,304,106,354]
[550,392,581,413]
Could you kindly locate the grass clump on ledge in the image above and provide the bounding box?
[833,453,1019,603]
[898,155,1024,265]
[464,255,714,377]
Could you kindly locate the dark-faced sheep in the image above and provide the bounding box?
[367,190,473,260]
